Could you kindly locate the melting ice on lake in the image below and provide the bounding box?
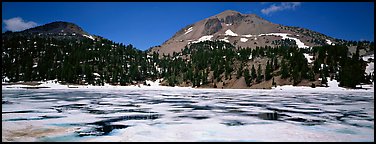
[2,88,374,142]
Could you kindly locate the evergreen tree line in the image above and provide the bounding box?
[2,35,161,86]
[2,36,373,88]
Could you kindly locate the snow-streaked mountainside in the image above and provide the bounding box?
[150,10,337,55]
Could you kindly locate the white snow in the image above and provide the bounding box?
[303,53,313,63]
[259,33,310,48]
[362,54,374,75]
[225,29,238,36]
[273,82,345,92]
[2,76,9,83]
[184,27,193,35]
[362,54,374,62]
[242,34,257,38]
[274,76,374,92]
[190,35,213,44]
[156,67,162,73]
[2,78,196,90]
[93,73,100,77]
[326,77,341,89]
[197,35,213,42]
[218,37,229,43]
[240,38,248,42]
[145,78,163,87]
[326,39,334,45]
[365,62,374,75]
[83,34,95,40]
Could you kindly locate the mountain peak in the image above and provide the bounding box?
[220,10,241,15]
[214,10,242,19]
[2,21,98,41]
[23,21,87,35]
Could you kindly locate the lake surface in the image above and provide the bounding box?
[2,88,374,142]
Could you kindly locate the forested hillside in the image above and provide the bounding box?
[3,33,373,89]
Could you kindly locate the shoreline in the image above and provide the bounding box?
[2,81,374,92]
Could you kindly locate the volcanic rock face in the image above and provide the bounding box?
[223,13,244,24]
[149,10,335,55]
[203,18,222,35]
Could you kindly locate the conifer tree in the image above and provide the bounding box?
[236,64,243,79]
[256,64,263,83]
[244,68,251,86]
[265,60,272,80]
[251,64,257,80]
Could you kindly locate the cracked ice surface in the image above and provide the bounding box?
[2,88,374,142]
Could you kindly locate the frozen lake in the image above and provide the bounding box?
[2,88,374,142]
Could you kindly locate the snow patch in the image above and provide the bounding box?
[2,76,9,83]
[83,34,95,40]
[303,53,313,63]
[362,54,374,75]
[260,33,309,48]
[145,79,163,87]
[327,77,341,89]
[365,62,374,75]
[219,37,229,43]
[93,73,100,77]
[242,34,256,38]
[184,27,193,35]
[362,54,374,62]
[240,38,248,42]
[326,39,335,45]
[190,35,213,44]
[225,29,238,36]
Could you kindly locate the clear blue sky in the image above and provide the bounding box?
[2,2,374,50]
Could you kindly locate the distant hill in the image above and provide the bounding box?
[3,21,99,41]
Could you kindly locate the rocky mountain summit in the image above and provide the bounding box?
[150,10,336,55]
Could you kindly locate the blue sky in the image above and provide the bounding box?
[2,2,374,50]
